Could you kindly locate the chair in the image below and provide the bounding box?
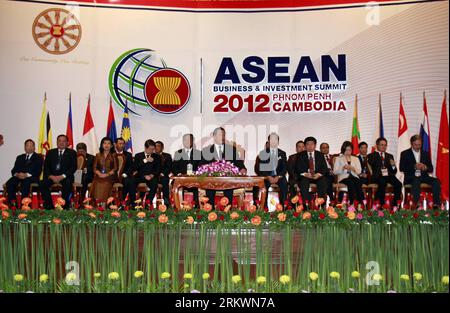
[112,154,126,201]
[73,153,86,204]
[404,183,433,207]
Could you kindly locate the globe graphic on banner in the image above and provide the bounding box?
[108,48,166,115]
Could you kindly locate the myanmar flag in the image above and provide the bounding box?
[351,94,360,154]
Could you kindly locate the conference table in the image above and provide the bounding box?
[172,176,267,210]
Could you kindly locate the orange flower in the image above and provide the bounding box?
[107,197,115,205]
[326,206,335,214]
[251,215,262,226]
[83,197,92,204]
[109,205,119,210]
[208,212,218,222]
[21,205,31,212]
[88,212,97,219]
[219,197,229,207]
[111,211,121,218]
[186,216,194,224]
[328,211,339,219]
[2,211,10,219]
[21,197,32,206]
[182,204,192,211]
[275,203,284,212]
[230,212,240,220]
[246,205,257,213]
[56,197,66,207]
[18,213,27,220]
[277,212,287,222]
[0,196,6,203]
[52,218,62,224]
[136,211,146,219]
[203,203,212,212]
[295,204,304,213]
[223,205,231,213]
[200,197,209,204]
[336,203,343,209]
[302,212,312,220]
[158,204,167,213]
[0,203,8,211]
[315,197,325,206]
[347,211,356,220]
[84,204,93,210]
[291,195,299,204]
[158,214,169,224]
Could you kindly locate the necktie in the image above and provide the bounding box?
[25,154,29,162]
[380,152,386,168]
[271,150,277,175]
[218,146,223,160]
[308,153,314,174]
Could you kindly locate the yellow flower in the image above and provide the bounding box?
[66,273,77,283]
[347,211,356,220]
[309,272,319,281]
[372,274,383,282]
[108,272,120,280]
[183,283,190,289]
[134,271,144,279]
[256,276,266,284]
[14,274,24,282]
[279,275,291,284]
[202,273,210,280]
[442,276,449,285]
[161,272,171,279]
[39,274,49,283]
[413,273,423,281]
[183,273,193,280]
[351,271,360,279]
[400,274,410,281]
[94,272,101,279]
[330,271,340,279]
[232,275,241,284]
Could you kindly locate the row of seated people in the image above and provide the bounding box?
[3,128,442,209]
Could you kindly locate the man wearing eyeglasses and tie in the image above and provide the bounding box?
[6,139,43,205]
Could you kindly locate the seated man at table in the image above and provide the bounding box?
[128,139,161,206]
[295,136,328,207]
[114,137,134,201]
[172,133,202,204]
[6,139,43,205]
[357,141,370,185]
[400,134,441,208]
[201,127,247,208]
[254,133,288,205]
[40,134,77,209]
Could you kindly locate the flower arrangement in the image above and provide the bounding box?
[194,160,242,177]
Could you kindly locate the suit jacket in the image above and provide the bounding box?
[295,150,327,177]
[172,148,202,175]
[158,152,173,176]
[116,151,134,176]
[367,151,397,180]
[11,152,43,179]
[43,148,77,181]
[132,152,161,178]
[399,148,433,180]
[201,144,246,170]
[82,153,95,184]
[287,153,298,184]
[256,148,287,177]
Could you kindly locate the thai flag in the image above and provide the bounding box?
[420,93,432,161]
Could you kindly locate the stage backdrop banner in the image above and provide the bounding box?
[0,0,448,185]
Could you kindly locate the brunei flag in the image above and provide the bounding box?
[351,94,360,154]
[38,93,52,155]
[120,101,133,153]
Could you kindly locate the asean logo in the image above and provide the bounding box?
[32,8,82,55]
[109,48,191,115]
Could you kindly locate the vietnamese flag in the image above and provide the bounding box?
[436,91,449,201]
[351,94,360,154]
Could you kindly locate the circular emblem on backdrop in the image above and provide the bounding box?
[144,68,190,114]
[32,8,82,55]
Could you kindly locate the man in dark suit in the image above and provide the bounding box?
[287,140,305,197]
[75,142,94,199]
[295,136,328,204]
[128,139,161,205]
[400,134,441,207]
[368,137,402,206]
[357,141,370,185]
[201,127,247,207]
[320,142,335,200]
[114,137,134,201]
[254,133,288,205]
[172,134,202,204]
[40,134,77,209]
[155,141,173,205]
[6,139,43,204]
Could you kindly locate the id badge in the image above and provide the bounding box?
[381,168,389,176]
[415,169,421,177]
[55,163,61,171]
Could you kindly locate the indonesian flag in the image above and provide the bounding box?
[351,94,360,154]
[396,94,409,182]
[82,95,98,155]
[436,91,449,201]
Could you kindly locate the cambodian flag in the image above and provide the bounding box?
[66,93,74,149]
[420,92,432,161]
[106,98,117,142]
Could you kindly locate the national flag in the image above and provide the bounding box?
[371,94,384,152]
[106,97,117,142]
[436,91,449,201]
[120,101,133,153]
[420,92,432,161]
[66,93,74,149]
[396,93,409,182]
[38,93,52,155]
[82,95,98,155]
[351,94,360,154]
